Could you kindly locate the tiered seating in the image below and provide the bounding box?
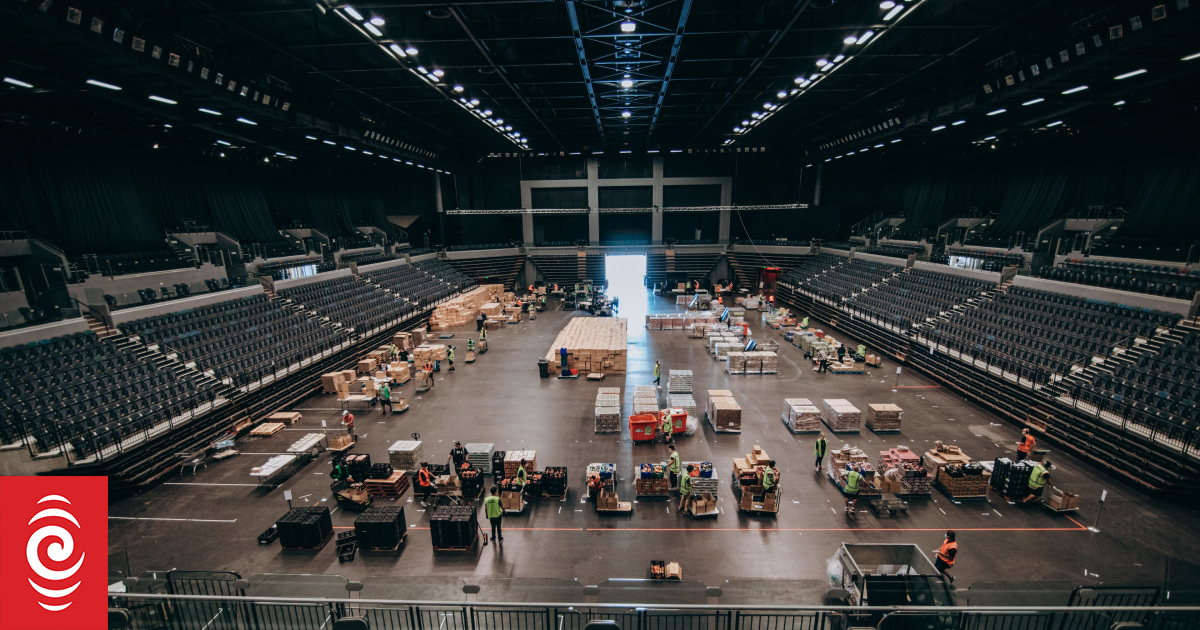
[866,243,924,259]
[923,287,1179,384]
[414,259,474,292]
[799,259,899,303]
[445,254,525,290]
[360,264,447,311]
[341,249,392,267]
[279,277,402,337]
[530,255,585,286]
[779,254,845,285]
[821,241,856,250]
[1091,236,1195,263]
[737,239,811,246]
[0,332,216,458]
[92,250,194,276]
[447,242,518,251]
[844,269,993,330]
[1038,259,1199,300]
[121,294,344,387]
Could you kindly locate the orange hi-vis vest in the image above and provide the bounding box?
[937,539,958,566]
[419,469,433,487]
[1018,434,1036,453]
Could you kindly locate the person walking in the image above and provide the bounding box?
[1016,428,1036,461]
[653,360,662,387]
[417,462,435,507]
[484,486,503,543]
[1023,461,1052,505]
[379,382,392,414]
[678,464,694,510]
[667,444,681,491]
[447,346,456,372]
[933,530,958,581]
[515,459,529,499]
[449,441,468,476]
[476,312,485,332]
[843,464,863,513]
[814,433,828,472]
[341,410,355,437]
[661,412,673,444]
[480,326,488,341]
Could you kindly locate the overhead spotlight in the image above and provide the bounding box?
[794,76,805,84]
[3,77,33,88]
[751,112,761,119]
[621,110,631,118]
[620,20,636,32]
[777,90,788,99]
[305,135,317,140]
[469,98,480,105]
[1113,100,1126,106]
[1182,52,1200,61]
[86,79,122,91]
[344,145,356,151]
[833,54,845,63]
[764,102,773,109]
[389,43,407,57]
[986,108,1006,116]
[844,35,858,45]
[417,66,428,74]
[1046,120,1063,127]
[952,120,965,126]
[742,120,750,125]
[153,143,159,149]
[1022,97,1045,106]
[405,46,419,55]
[452,85,464,92]
[873,143,884,148]
[621,78,634,88]
[215,140,231,146]
[504,125,512,131]
[236,117,257,125]
[931,125,947,131]
[822,63,835,72]
[495,118,504,125]
[1061,85,1088,94]
[880,0,896,8]
[363,23,383,37]
[219,152,225,158]
[323,140,336,145]
[148,95,177,104]
[1113,69,1147,80]
[890,138,902,143]
[369,16,385,26]
[432,69,445,77]
[733,126,742,132]
[816,58,829,66]
[343,6,364,20]
[483,109,492,116]
[198,107,222,115]
[513,131,521,137]
[857,30,875,44]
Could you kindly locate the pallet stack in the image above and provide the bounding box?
[782,398,821,433]
[595,389,622,433]
[759,351,779,374]
[866,404,903,433]
[503,450,537,478]
[668,394,697,419]
[925,442,988,499]
[633,387,658,415]
[545,318,628,374]
[412,344,448,364]
[667,370,693,393]
[878,447,931,495]
[321,372,349,394]
[276,507,333,550]
[429,505,478,549]
[429,284,505,330]
[726,351,746,374]
[821,399,862,433]
[990,457,1035,499]
[387,440,424,472]
[354,506,407,550]
[466,443,495,475]
[706,390,742,433]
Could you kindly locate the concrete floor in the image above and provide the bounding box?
[108,282,1200,601]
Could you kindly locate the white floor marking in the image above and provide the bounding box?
[110,517,237,523]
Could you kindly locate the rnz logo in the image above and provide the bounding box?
[27,494,86,611]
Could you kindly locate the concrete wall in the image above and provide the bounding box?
[273,268,352,293]
[823,248,852,258]
[445,247,523,261]
[0,317,89,348]
[1055,253,1198,271]
[0,290,30,330]
[68,263,229,310]
[410,253,439,263]
[850,252,908,267]
[357,258,412,274]
[914,261,1001,284]
[1013,276,1191,316]
[107,285,265,327]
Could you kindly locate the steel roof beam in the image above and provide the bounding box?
[564,0,606,145]
[646,0,692,144]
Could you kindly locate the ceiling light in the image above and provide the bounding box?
[621,110,631,118]
[670,149,683,153]
[417,66,428,74]
[620,79,634,88]
[362,150,373,155]
[620,150,631,154]
[777,90,788,99]
[952,120,965,126]
[987,108,1006,116]
[620,20,636,33]
[857,30,875,45]
[593,151,604,155]
[323,140,336,145]
[148,95,177,104]
[825,158,832,162]
[734,127,742,132]
[1022,97,1045,106]
[816,58,829,66]
[1061,85,1088,95]
[833,55,845,63]
[432,69,445,77]
[164,124,172,128]
[369,16,385,26]
[504,125,512,131]
[219,152,225,158]
[1113,69,1147,80]
[883,3,904,20]
[764,102,773,109]
[215,140,231,146]
[1046,120,1063,127]
[86,79,122,91]
[405,46,419,55]
[3,77,33,88]
[983,136,996,140]
[389,44,407,58]
[1113,100,1126,106]
[236,117,257,125]
[847,151,855,155]
[305,135,317,140]
[742,120,750,126]
[1182,52,1200,61]
[363,23,383,37]
[880,1,896,8]
[794,76,805,84]
[343,6,364,20]
[751,112,761,119]
[198,107,221,115]
[452,85,464,93]
[790,88,800,95]
[931,125,947,131]
[344,145,356,151]
[483,109,492,116]
[810,73,820,81]
[513,131,521,137]
[647,150,659,153]
[469,98,480,105]
[890,138,902,143]
[495,119,504,125]
[821,63,835,72]
[874,143,884,148]
[844,35,858,45]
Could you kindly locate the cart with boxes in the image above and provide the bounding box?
[635,463,671,499]
[681,462,718,518]
[586,463,632,514]
[925,442,989,500]
[731,446,779,515]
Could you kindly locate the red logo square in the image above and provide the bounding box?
[0,476,108,630]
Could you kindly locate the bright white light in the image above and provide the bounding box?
[952,120,965,126]
[890,138,902,143]
[670,149,683,153]
[1113,69,1147,80]
[621,110,631,118]
[777,90,787,99]
[513,132,521,137]
[164,124,172,128]
[1022,97,1045,106]
[482,109,492,116]
[405,46,419,55]
[1182,52,1200,61]
[344,145,356,151]
[362,150,373,155]
[305,135,317,140]
[931,125,946,131]
[794,76,805,84]
[751,112,761,119]
[1113,100,1126,106]
[620,79,634,88]
[495,119,504,125]
[880,1,896,8]
[370,16,385,26]
[857,30,875,44]
[504,125,512,131]
[983,136,996,140]
[389,44,407,57]
[236,117,257,125]
[620,20,636,33]
[742,120,750,125]
[816,58,829,66]
[86,79,122,91]
[833,55,845,63]
[4,77,33,88]
[647,150,659,154]
[1061,85,1088,95]
[469,98,479,105]
[810,73,819,80]
[987,108,1006,116]
[216,140,231,146]
[620,150,631,154]
[1046,120,1063,127]
[844,35,857,45]
[764,102,773,109]
[432,69,445,77]
[198,107,222,116]
[148,95,177,104]
[323,140,336,145]
[363,23,383,37]
[883,4,904,20]
[343,6,363,20]
[452,85,463,93]
[417,66,428,74]
[734,127,742,132]
[874,143,884,148]
[822,63,835,72]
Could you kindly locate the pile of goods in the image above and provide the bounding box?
[1044,486,1080,510]
[865,404,903,433]
[635,463,670,496]
[732,446,778,511]
[646,314,685,330]
[540,466,569,498]
[429,505,478,549]
[667,370,693,393]
[353,506,407,550]
[781,398,821,433]
[457,466,484,498]
[821,399,862,434]
[633,386,659,415]
[387,440,423,472]
[925,442,988,499]
[706,390,742,433]
[877,447,931,496]
[429,284,505,330]
[503,450,537,479]
[412,344,448,365]
[829,446,880,498]
[545,317,628,374]
[668,394,697,420]
[726,351,747,374]
[650,560,682,579]
[990,457,1036,500]
[276,506,334,549]
[595,389,622,433]
[465,443,495,475]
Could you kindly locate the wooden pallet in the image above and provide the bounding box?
[364,472,411,498]
[432,536,479,552]
[281,529,334,551]
[250,422,285,437]
[268,412,302,425]
[361,532,408,552]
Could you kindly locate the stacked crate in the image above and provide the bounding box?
[429,284,505,330]
[990,457,1035,499]
[866,404,903,433]
[706,390,742,433]
[544,318,628,374]
[668,394,697,419]
[387,440,424,472]
[354,506,407,550]
[276,507,333,549]
[715,342,737,361]
[633,388,659,415]
[759,351,779,374]
[667,370,693,393]
[503,451,537,478]
[821,399,862,433]
[726,352,746,374]
[465,443,495,475]
[781,398,821,433]
[429,505,478,549]
[595,390,621,433]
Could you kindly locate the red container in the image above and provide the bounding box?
[629,414,657,443]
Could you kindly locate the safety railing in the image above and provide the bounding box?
[105,592,1200,630]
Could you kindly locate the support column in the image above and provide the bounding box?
[434,172,446,247]
[813,162,825,206]
[522,211,534,247]
[651,157,664,244]
[718,179,733,244]
[587,158,600,245]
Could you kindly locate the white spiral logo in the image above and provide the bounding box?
[26,494,85,612]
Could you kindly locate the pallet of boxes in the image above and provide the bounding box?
[865,404,903,434]
[429,284,505,331]
[595,388,622,433]
[387,440,423,495]
[827,445,882,501]
[926,441,988,500]
[499,451,536,513]
[732,446,778,514]
[878,447,931,497]
[587,463,632,514]
[545,317,628,375]
[706,390,742,433]
[781,398,821,433]
[635,463,670,499]
[821,399,862,434]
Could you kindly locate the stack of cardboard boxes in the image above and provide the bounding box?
[821,399,862,433]
[503,451,537,479]
[706,390,742,433]
[1044,486,1080,510]
[732,445,778,512]
[429,284,505,330]
[544,317,628,374]
[781,398,821,433]
[865,404,903,433]
[925,442,989,498]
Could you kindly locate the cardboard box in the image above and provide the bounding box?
[740,493,755,510]
[762,493,777,512]
[665,562,682,579]
[341,370,357,383]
